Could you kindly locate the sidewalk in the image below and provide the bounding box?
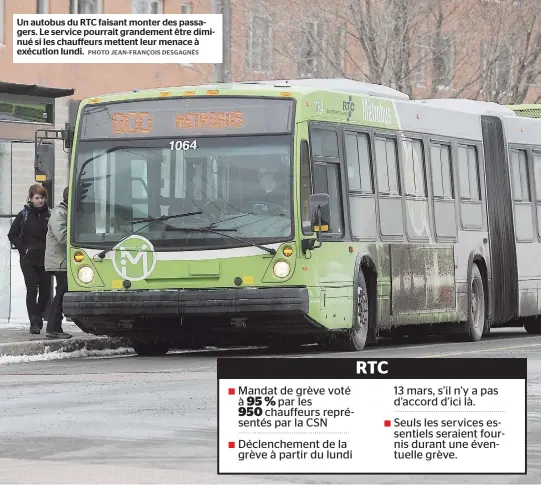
[0,320,131,358]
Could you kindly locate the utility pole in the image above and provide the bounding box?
[212,0,232,83]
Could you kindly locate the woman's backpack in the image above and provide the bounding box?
[10,206,51,250]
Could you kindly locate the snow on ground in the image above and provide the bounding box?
[0,318,74,328]
[0,344,264,366]
[0,323,29,330]
[0,347,136,366]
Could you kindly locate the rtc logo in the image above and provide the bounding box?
[343,95,355,117]
[111,235,157,281]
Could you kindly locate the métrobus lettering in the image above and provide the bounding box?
[362,98,393,125]
[175,111,243,129]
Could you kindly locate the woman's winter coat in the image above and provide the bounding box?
[44,201,68,272]
[8,203,50,266]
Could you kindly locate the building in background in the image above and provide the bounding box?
[0,82,72,323]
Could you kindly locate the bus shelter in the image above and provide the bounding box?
[0,81,74,324]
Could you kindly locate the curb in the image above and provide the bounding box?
[0,335,131,357]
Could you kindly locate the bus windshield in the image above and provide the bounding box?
[71,135,293,250]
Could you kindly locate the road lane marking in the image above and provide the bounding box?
[419,341,541,358]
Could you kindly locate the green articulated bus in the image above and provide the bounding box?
[34,79,541,356]
[507,104,541,118]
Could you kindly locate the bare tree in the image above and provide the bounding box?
[233,0,465,98]
[485,0,540,104]
[438,0,540,104]
[232,0,540,103]
[232,0,353,80]
[340,0,439,96]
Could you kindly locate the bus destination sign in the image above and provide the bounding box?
[79,98,293,140]
[175,111,244,130]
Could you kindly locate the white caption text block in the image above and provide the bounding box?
[12,14,223,64]
[218,378,526,474]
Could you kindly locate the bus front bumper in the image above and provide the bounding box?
[63,286,309,319]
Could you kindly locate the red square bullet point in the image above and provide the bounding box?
[228,388,235,395]
[228,442,235,448]
[384,420,391,427]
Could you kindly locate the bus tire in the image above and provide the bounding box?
[466,264,485,342]
[334,270,370,351]
[133,342,169,356]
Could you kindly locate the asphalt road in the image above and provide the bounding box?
[0,328,538,484]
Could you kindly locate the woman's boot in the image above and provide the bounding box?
[29,315,42,334]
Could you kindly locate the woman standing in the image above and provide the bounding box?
[8,184,52,334]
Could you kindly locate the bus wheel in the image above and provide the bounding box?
[333,271,369,351]
[132,342,169,356]
[466,264,485,342]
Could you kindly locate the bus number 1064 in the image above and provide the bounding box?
[169,140,198,151]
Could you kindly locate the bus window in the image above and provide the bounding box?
[131,159,149,219]
[510,148,534,242]
[160,150,172,216]
[511,149,530,202]
[375,137,400,196]
[457,145,481,201]
[187,158,206,201]
[403,138,426,197]
[345,132,373,193]
[430,142,454,199]
[174,151,186,199]
[534,151,541,201]
[533,151,541,238]
[311,128,339,158]
[345,133,361,190]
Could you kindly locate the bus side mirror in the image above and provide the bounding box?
[63,123,74,150]
[34,142,55,183]
[302,193,330,253]
[309,193,331,234]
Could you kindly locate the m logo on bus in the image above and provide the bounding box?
[112,235,157,282]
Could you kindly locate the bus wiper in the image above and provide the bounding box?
[207,211,256,229]
[169,225,277,255]
[208,210,286,230]
[95,210,202,259]
[133,211,202,224]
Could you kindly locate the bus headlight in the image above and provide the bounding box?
[273,261,290,279]
[78,266,95,283]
